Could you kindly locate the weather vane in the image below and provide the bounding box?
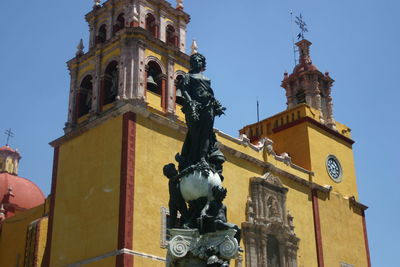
[295,13,308,40]
[4,128,14,146]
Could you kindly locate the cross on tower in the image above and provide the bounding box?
[4,128,14,146]
[295,13,308,40]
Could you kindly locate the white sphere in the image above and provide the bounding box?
[180,170,222,201]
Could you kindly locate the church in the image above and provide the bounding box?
[0,0,370,266]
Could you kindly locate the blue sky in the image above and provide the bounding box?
[1,0,399,265]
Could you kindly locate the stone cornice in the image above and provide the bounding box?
[349,196,368,211]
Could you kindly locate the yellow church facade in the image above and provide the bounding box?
[0,0,370,267]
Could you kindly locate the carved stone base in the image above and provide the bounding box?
[166,229,239,267]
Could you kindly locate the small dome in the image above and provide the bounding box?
[293,62,318,74]
[0,145,18,153]
[0,172,45,219]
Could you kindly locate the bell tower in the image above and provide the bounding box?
[65,0,190,133]
[45,1,193,266]
[282,39,336,129]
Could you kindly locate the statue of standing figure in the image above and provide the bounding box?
[176,53,226,173]
[164,53,240,267]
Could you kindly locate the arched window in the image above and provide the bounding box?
[267,235,281,267]
[114,13,125,33]
[296,89,306,104]
[146,61,162,95]
[166,25,178,47]
[175,75,185,106]
[103,61,119,105]
[76,75,93,118]
[97,24,107,44]
[145,13,157,38]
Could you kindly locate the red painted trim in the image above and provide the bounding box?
[362,210,372,267]
[42,147,59,267]
[312,189,325,267]
[116,112,136,267]
[273,116,355,145]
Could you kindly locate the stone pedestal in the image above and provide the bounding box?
[166,229,239,267]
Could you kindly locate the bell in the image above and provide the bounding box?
[147,75,158,90]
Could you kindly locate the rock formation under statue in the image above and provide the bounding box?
[163,53,240,266]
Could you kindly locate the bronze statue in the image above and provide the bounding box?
[176,53,226,172]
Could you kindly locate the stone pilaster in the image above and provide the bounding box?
[92,53,103,113]
[178,19,186,53]
[167,57,175,113]
[65,63,79,131]
[159,10,168,42]
[117,41,132,100]
[132,40,146,100]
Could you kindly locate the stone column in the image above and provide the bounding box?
[279,243,287,267]
[92,54,102,113]
[285,84,296,109]
[260,238,268,266]
[160,74,168,111]
[66,63,79,130]
[326,93,336,129]
[118,41,132,100]
[167,57,175,113]
[132,40,146,100]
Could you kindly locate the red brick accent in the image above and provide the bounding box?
[362,210,372,267]
[116,112,136,267]
[42,147,59,267]
[312,189,324,267]
[273,116,355,146]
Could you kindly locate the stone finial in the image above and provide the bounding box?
[191,40,198,55]
[176,0,184,10]
[76,39,84,57]
[93,0,101,8]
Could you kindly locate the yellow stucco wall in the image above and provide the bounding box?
[0,204,46,267]
[269,122,312,170]
[318,191,368,267]
[50,115,122,267]
[307,123,358,197]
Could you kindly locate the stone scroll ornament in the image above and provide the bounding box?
[163,53,240,266]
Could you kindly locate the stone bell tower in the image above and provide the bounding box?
[64,0,190,133]
[281,39,336,129]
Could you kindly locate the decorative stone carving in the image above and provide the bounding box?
[167,229,239,267]
[242,175,299,267]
